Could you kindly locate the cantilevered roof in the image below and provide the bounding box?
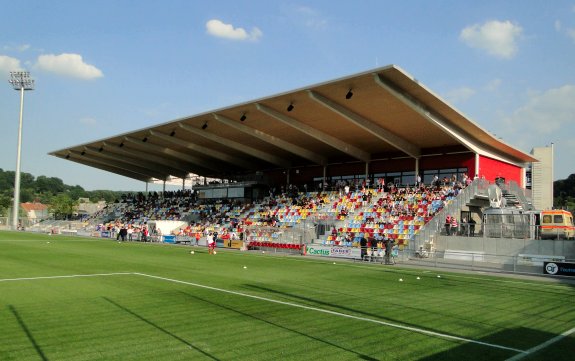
[50,65,537,183]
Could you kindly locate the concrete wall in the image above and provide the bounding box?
[530,146,554,210]
[435,235,575,258]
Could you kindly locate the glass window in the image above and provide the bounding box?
[542,215,552,224]
[554,215,564,223]
[423,174,435,184]
[403,175,415,185]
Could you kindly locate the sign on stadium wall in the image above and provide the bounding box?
[304,245,361,259]
[544,261,575,277]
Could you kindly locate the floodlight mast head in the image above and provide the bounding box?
[9,71,35,91]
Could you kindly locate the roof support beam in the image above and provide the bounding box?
[255,103,371,162]
[307,90,421,158]
[120,137,218,174]
[178,123,292,168]
[373,73,488,156]
[213,113,328,166]
[100,142,191,178]
[70,149,167,180]
[148,130,256,170]
[64,153,151,182]
[80,147,177,179]
[86,146,186,179]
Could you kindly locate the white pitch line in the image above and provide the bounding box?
[0,272,134,282]
[134,272,527,354]
[505,326,575,361]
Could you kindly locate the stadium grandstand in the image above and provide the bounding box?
[45,65,572,272]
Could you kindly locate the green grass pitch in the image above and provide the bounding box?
[0,231,574,360]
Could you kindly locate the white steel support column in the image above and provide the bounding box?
[365,162,369,182]
[415,158,420,185]
[551,142,555,200]
[475,153,480,178]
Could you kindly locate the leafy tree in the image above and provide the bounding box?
[554,174,575,212]
[67,185,87,200]
[35,175,66,194]
[19,188,34,203]
[20,172,35,189]
[49,193,78,220]
[0,169,12,190]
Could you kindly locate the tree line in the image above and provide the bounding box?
[554,173,575,212]
[0,169,125,219]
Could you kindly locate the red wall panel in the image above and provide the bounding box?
[478,155,522,185]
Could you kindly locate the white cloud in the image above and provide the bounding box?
[0,55,23,78]
[17,44,30,52]
[206,19,262,41]
[79,117,98,126]
[484,78,502,91]
[567,28,575,43]
[504,85,575,135]
[443,87,476,104]
[2,44,31,52]
[34,53,103,79]
[555,20,562,32]
[294,6,328,29]
[460,20,523,59]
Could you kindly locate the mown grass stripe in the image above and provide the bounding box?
[505,326,575,361]
[135,272,528,354]
[0,272,133,282]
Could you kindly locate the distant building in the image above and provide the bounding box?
[527,145,554,210]
[77,198,107,217]
[20,202,49,221]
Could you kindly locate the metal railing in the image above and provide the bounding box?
[397,248,573,276]
[414,178,490,250]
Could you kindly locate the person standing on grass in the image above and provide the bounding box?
[359,234,368,260]
[195,231,201,246]
[385,239,393,264]
[141,225,148,242]
[119,226,128,242]
[207,232,215,254]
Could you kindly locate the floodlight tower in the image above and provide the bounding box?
[8,71,34,230]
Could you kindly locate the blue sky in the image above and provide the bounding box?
[1,1,574,191]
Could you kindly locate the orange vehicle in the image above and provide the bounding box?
[540,210,575,240]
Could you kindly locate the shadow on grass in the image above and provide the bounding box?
[8,305,49,361]
[103,297,220,360]
[177,290,379,361]
[417,327,572,361]
[241,284,560,359]
[243,284,575,360]
[244,283,456,336]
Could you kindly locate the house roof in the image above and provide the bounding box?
[21,202,48,212]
